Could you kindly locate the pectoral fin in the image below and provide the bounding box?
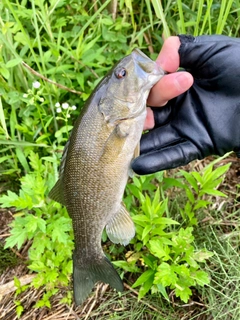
[106,204,135,246]
[134,143,140,158]
[128,143,140,177]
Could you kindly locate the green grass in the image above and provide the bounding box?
[0,0,239,318]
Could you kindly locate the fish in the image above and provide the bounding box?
[49,49,164,306]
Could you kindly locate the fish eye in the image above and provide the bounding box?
[115,68,127,79]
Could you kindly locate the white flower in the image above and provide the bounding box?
[56,107,62,113]
[72,105,77,110]
[67,114,71,118]
[55,102,60,107]
[39,97,44,102]
[23,93,28,98]
[33,81,41,89]
[62,102,69,109]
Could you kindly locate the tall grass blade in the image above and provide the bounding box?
[194,0,204,36]
[151,0,171,38]
[216,0,234,34]
[0,97,9,139]
[176,0,186,34]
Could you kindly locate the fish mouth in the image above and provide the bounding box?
[132,48,165,90]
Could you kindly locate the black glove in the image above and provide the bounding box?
[132,34,240,175]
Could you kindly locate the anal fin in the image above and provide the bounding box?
[106,204,135,246]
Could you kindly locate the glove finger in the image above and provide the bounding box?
[132,141,199,175]
[178,35,240,88]
[140,124,182,154]
[152,103,173,127]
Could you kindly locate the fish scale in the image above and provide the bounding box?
[49,49,164,306]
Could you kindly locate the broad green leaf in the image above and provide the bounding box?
[0,190,19,207]
[132,269,155,288]
[175,285,192,303]
[149,240,171,260]
[138,273,155,300]
[28,260,46,272]
[192,270,210,286]
[4,227,27,250]
[154,262,178,287]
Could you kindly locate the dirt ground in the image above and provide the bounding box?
[0,155,239,320]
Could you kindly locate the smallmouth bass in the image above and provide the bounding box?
[49,49,164,306]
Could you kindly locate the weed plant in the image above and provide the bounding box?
[0,0,239,318]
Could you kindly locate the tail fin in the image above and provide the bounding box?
[73,254,123,306]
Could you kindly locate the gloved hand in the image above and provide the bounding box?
[132,34,240,175]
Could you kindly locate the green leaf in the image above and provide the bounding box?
[48,216,72,244]
[163,177,186,190]
[28,260,46,272]
[208,163,231,181]
[192,270,210,286]
[113,260,140,273]
[0,140,47,147]
[200,189,227,197]
[156,283,170,301]
[6,58,22,68]
[132,214,150,224]
[191,172,204,185]
[16,303,24,318]
[185,187,195,204]
[149,240,171,260]
[127,184,141,199]
[154,262,178,287]
[180,170,199,193]
[0,66,10,79]
[153,217,179,225]
[138,273,155,300]
[0,190,19,208]
[142,255,158,270]
[4,225,27,250]
[132,176,141,189]
[175,285,192,303]
[193,250,214,262]
[193,200,211,210]
[132,269,155,288]
[152,187,160,208]
[142,225,152,241]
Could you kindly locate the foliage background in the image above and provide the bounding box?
[0,0,239,319]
